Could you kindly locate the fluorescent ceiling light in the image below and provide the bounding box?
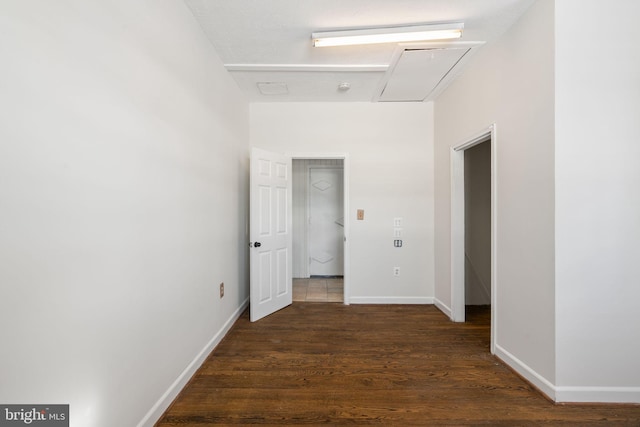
[312,23,464,47]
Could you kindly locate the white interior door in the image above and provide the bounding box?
[309,167,344,276]
[250,148,292,322]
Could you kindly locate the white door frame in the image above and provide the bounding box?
[450,124,497,354]
[290,153,350,305]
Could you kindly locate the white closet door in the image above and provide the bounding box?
[308,167,343,276]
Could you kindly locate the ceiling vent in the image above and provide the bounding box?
[257,82,289,96]
[376,42,484,102]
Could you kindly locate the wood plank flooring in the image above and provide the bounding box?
[156,304,640,426]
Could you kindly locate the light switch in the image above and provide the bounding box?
[394,217,403,227]
[357,209,365,220]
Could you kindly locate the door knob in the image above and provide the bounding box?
[254,242,261,248]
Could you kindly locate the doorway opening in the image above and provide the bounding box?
[451,125,497,353]
[291,156,349,304]
[463,140,492,347]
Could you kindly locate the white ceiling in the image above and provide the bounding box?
[184,0,534,102]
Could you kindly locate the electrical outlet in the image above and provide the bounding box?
[393,267,400,277]
[219,282,224,298]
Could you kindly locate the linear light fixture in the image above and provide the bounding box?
[312,23,464,47]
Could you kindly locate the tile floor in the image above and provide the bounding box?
[293,277,344,303]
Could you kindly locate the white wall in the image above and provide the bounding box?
[434,0,556,391]
[251,103,434,303]
[554,0,640,402]
[0,1,250,426]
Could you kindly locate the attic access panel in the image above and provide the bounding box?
[377,42,483,102]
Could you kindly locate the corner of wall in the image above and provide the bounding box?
[137,299,249,427]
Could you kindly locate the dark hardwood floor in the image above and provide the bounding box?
[156,303,640,426]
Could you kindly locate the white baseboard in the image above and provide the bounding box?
[348,296,434,304]
[494,343,556,400]
[495,344,640,404]
[137,298,249,427]
[555,386,640,404]
[433,298,452,319]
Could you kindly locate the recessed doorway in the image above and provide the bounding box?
[451,125,497,354]
[291,156,348,304]
[464,140,491,309]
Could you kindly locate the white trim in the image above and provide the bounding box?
[555,386,640,404]
[288,153,350,305]
[494,343,556,401]
[349,297,434,304]
[225,64,388,72]
[495,344,640,404]
[490,127,498,355]
[450,146,465,322]
[450,124,497,354]
[434,297,452,318]
[136,299,249,427]
[452,126,494,152]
